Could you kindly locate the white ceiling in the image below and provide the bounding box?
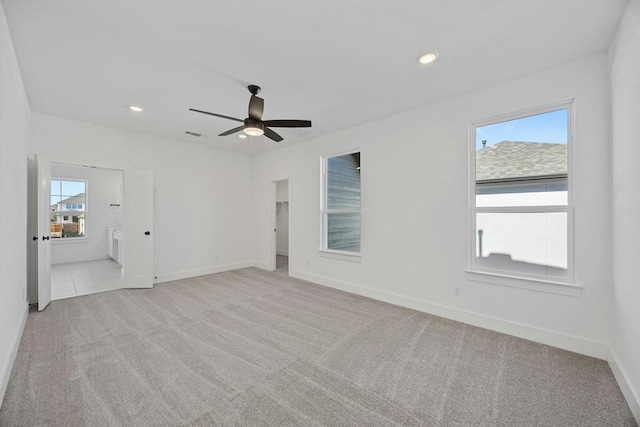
[2,0,627,155]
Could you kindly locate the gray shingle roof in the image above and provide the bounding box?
[51,193,86,209]
[476,141,567,183]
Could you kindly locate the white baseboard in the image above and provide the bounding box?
[0,303,29,409]
[276,250,289,256]
[252,261,272,271]
[154,261,256,283]
[608,347,640,423]
[290,269,609,360]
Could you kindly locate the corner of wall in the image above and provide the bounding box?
[0,304,28,409]
[608,0,640,423]
[608,346,640,423]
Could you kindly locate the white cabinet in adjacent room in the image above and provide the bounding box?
[106,169,123,208]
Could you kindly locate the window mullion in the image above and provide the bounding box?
[325,209,361,214]
[475,205,569,214]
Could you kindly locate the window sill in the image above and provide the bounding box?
[465,270,582,297]
[51,237,89,245]
[318,249,362,263]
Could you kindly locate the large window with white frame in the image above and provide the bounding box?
[50,179,87,239]
[470,103,573,283]
[322,151,361,254]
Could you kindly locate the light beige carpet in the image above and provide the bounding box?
[0,267,636,426]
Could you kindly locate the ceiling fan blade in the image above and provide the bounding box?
[219,125,245,136]
[264,127,283,142]
[262,119,312,128]
[189,108,243,123]
[248,95,264,121]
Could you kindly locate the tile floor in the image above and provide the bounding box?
[51,259,124,300]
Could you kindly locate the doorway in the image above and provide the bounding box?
[29,156,154,310]
[49,163,124,300]
[273,179,290,275]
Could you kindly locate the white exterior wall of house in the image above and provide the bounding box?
[609,0,640,420]
[252,53,612,361]
[475,190,568,271]
[0,1,30,408]
[30,112,255,283]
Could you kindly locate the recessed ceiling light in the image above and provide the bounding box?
[417,53,438,65]
[238,134,248,139]
[128,105,143,112]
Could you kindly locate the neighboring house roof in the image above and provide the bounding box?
[476,141,567,183]
[51,193,85,210]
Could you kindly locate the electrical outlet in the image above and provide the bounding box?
[307,259,311,267]
[455,287,463,298]
[215,254,219,260]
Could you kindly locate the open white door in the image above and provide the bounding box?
[36,155,52,311]
[124,170,153,288]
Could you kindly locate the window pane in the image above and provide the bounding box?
[476,212,567,278]
[477,180,567,207]
[327,213,360,252]
[50,180,61,194]
[49,179,86,238]
[327,153,360,210]
[475,109,568,207]
[61,180,85,196]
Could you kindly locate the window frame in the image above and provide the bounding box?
[50,178,89,241]
[320,148,362,257]
[468,101,576,289]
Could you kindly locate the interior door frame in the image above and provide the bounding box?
[30,157,154,304]
[27,156,38,304]
[271,177,291,273]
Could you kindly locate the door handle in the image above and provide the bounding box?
[32,236,38,241]
[144,231,150,236]
[42,236,50,241]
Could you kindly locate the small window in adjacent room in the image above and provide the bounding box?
[322,151,361,254]
[50,179,87,239]
[470,103,573,283]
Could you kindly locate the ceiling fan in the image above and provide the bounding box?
[189,85,311,142]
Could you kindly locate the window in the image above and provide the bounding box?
[470,104,572,283]
[50,179,87,238]
[322,151,361,254]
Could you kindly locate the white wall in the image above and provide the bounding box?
[609,0,640,420]
[31,113,255,283]
[276,180,289,256]
[50,164,123,264]
[253,53,612,358]
[0,2,30,407]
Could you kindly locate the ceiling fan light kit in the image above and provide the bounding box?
[243,120,264,136]
[189,85,311,143]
